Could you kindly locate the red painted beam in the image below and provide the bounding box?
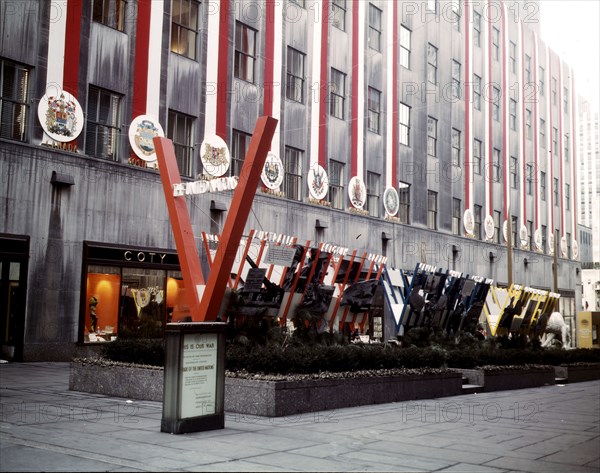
[153,137,205,318]
[199,116,278,321]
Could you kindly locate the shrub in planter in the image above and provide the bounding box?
[446,346,600,369]
[101,338,164,366]
[225,343,448,374]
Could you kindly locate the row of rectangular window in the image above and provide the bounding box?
[94,0,570,122]
[0,62,571,189]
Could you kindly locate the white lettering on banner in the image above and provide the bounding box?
[203,234,220,243]
[173,177,239,196]
[253,231,296,245]
[368,253,388,265]
[321,243,349,257]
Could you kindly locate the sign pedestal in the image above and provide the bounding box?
[161,322,226,434]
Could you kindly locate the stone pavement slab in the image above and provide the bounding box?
[1,362,599,472]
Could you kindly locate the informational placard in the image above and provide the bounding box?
[243,268,266,293]
[372,316,383,339]
[264,245,296,266]
[180,333,218,419]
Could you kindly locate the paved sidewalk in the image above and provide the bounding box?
[1,362,599,472]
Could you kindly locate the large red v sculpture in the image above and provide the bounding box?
[153,116,278,321]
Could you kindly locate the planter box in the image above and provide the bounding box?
[69,362,164,402]
[554,364,600,383]
[225,372,463,417]
[457,367,555,392]
[70,362,461,416]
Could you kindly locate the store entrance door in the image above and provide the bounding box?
[0,236,29,361]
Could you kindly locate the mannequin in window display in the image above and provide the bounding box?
[122,287,165,338]
[89,296,99,332]
[138,287,165,338]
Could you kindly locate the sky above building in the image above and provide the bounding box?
[540,0,600,111]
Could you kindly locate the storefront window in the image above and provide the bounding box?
[85,265,120,342]
[81,243,183,344]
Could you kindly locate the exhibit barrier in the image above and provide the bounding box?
[197,232,560,342]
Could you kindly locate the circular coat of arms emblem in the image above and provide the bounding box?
[503,220,509,243]
[548,230,555,254]
[484,215,495,240]
[261,152,284,189]
[534,228,543,250]
[129,115,165,162]
[200,134,231,177]
[38,90,84,142]
[348,176,366,209]
[383,187,399,216]
[307,164,329,200]
[463,209,474,235]
[519,225,529,247]
[560,236,568,257]
[572,240,579,259]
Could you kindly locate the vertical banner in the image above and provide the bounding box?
[146,0,164,119]
[545,46,556,249]
[205,0,221,137]
[385,1,398,188]
[533,32,540,236]
[484,0,492,219]
[558,60,566,249]
[501,2,510,222]
[570,72,578,257]
[464,1,473,213]
[46,0,67,93]
[519,22,527,227]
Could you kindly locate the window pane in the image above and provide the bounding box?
[171,0,198,59]
[0,60,30,141]
[284,147,303,201]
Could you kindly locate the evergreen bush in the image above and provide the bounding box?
[101,338,164,366]
[99,337,600,373]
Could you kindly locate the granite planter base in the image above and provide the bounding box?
[69,362,164,402]
[457,366,555,392]
[70,362,462,416]
[225,372,463,417]
[554,364,600,383]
